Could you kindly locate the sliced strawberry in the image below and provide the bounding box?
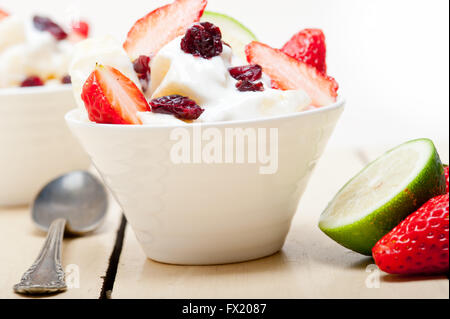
[71,20,90,38]
[123,0,207,60]
[282,29,327,74]
[0,8,9,21]
[81,65,150,125]
[246,41,338,107]
[373,194,449,275]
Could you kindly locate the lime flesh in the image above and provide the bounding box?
[201,11,257,62]
[319,139,446,255]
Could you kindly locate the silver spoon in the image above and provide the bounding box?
[13,171,108,295]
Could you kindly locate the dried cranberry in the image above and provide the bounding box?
[229,64,262,82]
[181,22,223,59]
[20,76,44,87]
[61,75,72,84]
[236,80,264,92]
[33,16,68,41]
[133,55,151,92]
[150,95,204,120]
[133,55,151,75]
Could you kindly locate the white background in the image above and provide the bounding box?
[1,0,449,147]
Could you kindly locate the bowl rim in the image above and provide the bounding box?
[0,84,73,97]
[66,97,346,130]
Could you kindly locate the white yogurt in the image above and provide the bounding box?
[148,36,311,122]
[138,112,186,125]
[70,29,312,124]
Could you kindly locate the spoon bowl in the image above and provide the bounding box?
[32,171,108,234]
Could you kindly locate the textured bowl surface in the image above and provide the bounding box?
[66,98,345,264]
[0,86,91,206]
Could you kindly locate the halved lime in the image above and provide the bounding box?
[319,138,446,256]
[201,11,257,62]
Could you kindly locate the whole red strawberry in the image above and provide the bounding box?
[444,165,449,193]
[281,29,327,74]
[373,194,449,275]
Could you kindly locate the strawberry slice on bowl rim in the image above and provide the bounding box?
[246,41,338,107]
[123,0,208,60]
[81,64,150,125]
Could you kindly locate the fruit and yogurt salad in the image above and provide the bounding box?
[70,0,339,125]
[0,7,90,88]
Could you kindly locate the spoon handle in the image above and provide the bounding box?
[14,218,67,295]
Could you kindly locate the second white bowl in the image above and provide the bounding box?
[0,86,91,206]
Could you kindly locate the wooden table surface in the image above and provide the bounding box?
[1,142,448,299]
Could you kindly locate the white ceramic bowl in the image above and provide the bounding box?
[0,86,91,206]
[66,99,345,265]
